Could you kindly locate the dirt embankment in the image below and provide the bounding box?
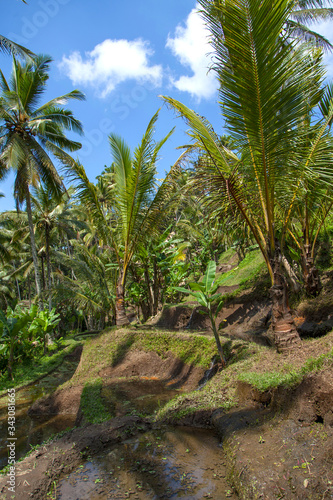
[214,369,333,500]
[150,295,271,344]
[0,416,149,500]
[27,349,205,421]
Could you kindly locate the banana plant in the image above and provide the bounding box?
[0,308,31,380]
[174,260,226,366]
[29,308,60,355]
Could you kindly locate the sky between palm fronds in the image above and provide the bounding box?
[1,0,332,212]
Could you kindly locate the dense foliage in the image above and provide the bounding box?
[0,0,333,378]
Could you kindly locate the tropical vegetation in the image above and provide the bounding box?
[0,0,332,380]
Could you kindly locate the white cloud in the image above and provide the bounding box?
[59,39,163,97]
[166,7,217,101]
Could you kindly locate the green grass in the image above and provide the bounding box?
[80,377,112,424]
[235,348,333,391]
[218,248,239,265]
[0,339,81,393]
[216,249,265,287]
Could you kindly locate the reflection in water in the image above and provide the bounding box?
[58,427,237,499]
[1,368,237,499]
[0,358,79,469]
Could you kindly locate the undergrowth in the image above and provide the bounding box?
[0,339,81,393]
[80,377,112,424]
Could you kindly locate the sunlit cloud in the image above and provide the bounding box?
[166,6,217,101]
[59,38,163,98]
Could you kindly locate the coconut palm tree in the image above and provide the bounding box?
[0,35,34,60]
[162,0,333,352]
[30,184,85,309]
[288,0,333,51]
[66,110,182,326]
[0,54,84,308]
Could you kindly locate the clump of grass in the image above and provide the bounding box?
[216,249,265,287]
[0,339,81,393]
[80,378,112,424]
[238,348,333,392]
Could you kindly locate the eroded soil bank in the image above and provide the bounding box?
[1,323,333,499]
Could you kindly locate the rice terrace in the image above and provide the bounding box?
[1,0,333,499]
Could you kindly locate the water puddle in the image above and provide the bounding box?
[101,379,180,418]
[0,357,80,469]
[58,427,237,499]
[1,360,238,498]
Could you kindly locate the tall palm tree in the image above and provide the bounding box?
[162,0,333,352]
[0,55,85,308]
[67,110,182,325]
[31,185,84,309]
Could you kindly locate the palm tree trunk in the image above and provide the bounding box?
[116,268,129,326]
[270,246,301,353]
[143,263,154,317]
[152,258,159,316]
[45,226,52,311]
[25,187,44,310]
[41,255,45,290]
[302,244,322,297]
[8,338,15,381]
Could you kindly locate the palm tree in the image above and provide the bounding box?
[53,241,116,330]
[67,110,182,325]
[0,55,84,308]
[30,185,84,309]
[0,35,34,60]
[162,0,333,352]
[288,0,333,51]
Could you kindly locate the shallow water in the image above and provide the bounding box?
[57,426,237,500]
[1,363,238,498]
[0,358,79,469]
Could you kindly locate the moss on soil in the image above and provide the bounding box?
[0,339,82,394]
[216,249,265,287]
[80,377,112,424]
[60,328,218,390]
[157,330,333,422]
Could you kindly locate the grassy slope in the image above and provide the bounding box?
[63,328,219,390]
[0,339,81,394]
[157,331,333,421]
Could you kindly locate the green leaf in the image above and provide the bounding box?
[195,291,208,308]
[172,286,191,295]
[215,300,224,317]
[189,282,205,292]
[203,260,216,293]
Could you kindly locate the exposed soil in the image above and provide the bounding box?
[28,350,205,422]
[0,416,150,500]
[1,267,333,499]
[151,292,271,346]
[214,369,333,499]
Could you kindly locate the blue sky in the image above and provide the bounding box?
[1,0,333,212]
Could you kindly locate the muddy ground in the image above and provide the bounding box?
[1,282,333,499]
